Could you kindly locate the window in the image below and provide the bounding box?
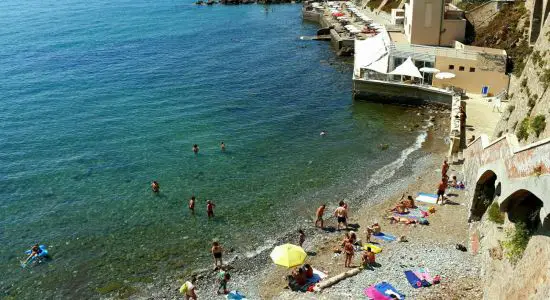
[469,67,476,72]
[449,65,455,70]
[459,66,465,71]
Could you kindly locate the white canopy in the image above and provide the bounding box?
[354,31,391,76]
[389,57,423,78]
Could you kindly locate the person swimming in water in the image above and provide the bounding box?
[23,244,42,264]
[192,144,199,154]
[320,131,327,136]
[220,141,226,151]
[151,181,160,193]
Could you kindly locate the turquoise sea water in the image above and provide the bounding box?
[0,1,427,298]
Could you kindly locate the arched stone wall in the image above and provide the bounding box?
[500,189,544,232]
[469,170,498,221]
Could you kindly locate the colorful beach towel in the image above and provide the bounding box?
[393,206,429,219]
[306,268,327,284]
[415,193,438,204]
[412,270,432,287]
[364,286,391,300]
[404,270,422,288]
[374,282,405,299]
[226,291,247,300]
[373,232,397,242]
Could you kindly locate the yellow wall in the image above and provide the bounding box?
[432,56,510,94]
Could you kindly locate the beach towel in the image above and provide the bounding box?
[362,243,382,253]
[417,268,434,285]
[306,268,327,284]
[364,286,391,300]
[373,232,397,242]
[393,206,429,219]
[404,270,422,288]
[226,291,247,300]
[374,282,405,299]
[415,193,438,204]
[413,269,432,287]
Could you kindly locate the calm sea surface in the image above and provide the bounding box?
[0,1,426,297]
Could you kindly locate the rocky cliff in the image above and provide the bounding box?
[493,17,550,143]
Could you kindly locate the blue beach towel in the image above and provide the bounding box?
[404,271,422,288]
[373,232,397,242]
[374,281,406,299]
[415,193,438,204]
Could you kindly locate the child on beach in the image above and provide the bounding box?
[315,204,326,229]
[206,200,215,218]
[188,196,196,214]
[436,176,448,205]
[216,271,231,295]
[298,229,306,247]
[362,247,376,268]
[442,159,449,177]
[179,276,197,300]
[343,240,354,268]
[211,241,223,268]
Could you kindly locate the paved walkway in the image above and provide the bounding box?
[464,93,504,141]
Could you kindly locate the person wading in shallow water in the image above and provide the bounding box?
[151,181,160,193]
[192,144,199,154]
[206,200,216,218]
[188,196,196,214]
[220,141,226,151]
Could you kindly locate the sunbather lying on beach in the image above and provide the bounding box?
[389,201,409,214]
[387,216,417,225]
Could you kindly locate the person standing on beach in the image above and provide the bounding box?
[211,241,223,269]
[343,240,354,268]
[188,196,196,214]
[334,202,348,230]
[220,141,226,151]
[217,271,231,295]
[442,159,449,177]
[206,200,215,218]
[192,144,199,154]
[298,229,306,247]
[436,176,448,205]
[315,204,326,229]
[151,181,160,193]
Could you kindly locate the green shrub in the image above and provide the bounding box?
[531,115,546,137]
[487,202,505,224]
[502,222,531,264]
[516,117,530,141]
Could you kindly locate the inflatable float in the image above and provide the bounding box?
[21,245,48,267]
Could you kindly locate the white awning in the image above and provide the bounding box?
[389,57,423,78]
[354,32,391,76]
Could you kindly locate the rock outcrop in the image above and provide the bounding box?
[493,18,550,143]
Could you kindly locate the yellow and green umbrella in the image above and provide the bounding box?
[269,243,307,268]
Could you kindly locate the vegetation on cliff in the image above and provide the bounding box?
[471,2,530,76]
[502,222,531,264]
[487,202,505,224]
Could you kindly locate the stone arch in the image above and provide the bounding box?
[469,170,498,222]
[531,0,544,44]
[500,189,544,233]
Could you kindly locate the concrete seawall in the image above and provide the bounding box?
[352,79,454,104]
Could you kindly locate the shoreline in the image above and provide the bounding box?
[123,103,475,299]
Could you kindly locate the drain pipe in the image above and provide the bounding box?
[438,0,444,46]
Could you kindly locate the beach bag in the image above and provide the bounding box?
[419,218,429,225]
[428,206,436,214]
